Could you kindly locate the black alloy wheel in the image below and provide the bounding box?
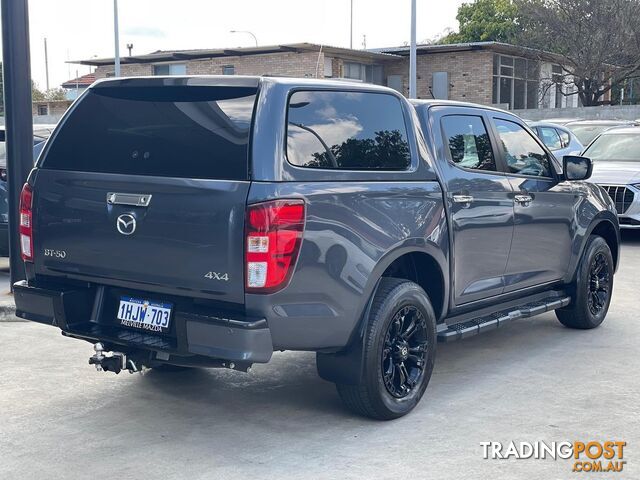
[587,252,611,316]
[556,235,614,330]
[382,305,428,398]
[334,278,437,420]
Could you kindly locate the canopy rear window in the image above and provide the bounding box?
[41,86,257,180]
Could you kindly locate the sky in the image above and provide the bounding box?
[2,0,466,90]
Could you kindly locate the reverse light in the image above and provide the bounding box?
[19,183,34,262]
[245,199,305,292]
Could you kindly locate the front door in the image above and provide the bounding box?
[435,109,515,305]
[491,117,575,291]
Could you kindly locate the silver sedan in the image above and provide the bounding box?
[527,121,583,159]
[584,126,640,229]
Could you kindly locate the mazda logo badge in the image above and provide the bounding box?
[116,213,137,236]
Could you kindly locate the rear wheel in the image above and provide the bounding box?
[335,278,437,420]
[556,235,614,329]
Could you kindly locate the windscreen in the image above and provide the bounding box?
[41,86,257,180]
[584,133,640,162]
[569,125,618,146]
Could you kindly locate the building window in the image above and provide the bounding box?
[37,105,49,116]
[492,54,540,110]
[323,58,333,78]
[343,62,384,85]
[222,65,235,75]
[153,63,187,76]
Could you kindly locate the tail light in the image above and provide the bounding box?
[245,199,305,293]
[19,183,34,262]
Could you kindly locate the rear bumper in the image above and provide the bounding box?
[13,280,273,364]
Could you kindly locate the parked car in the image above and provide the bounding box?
[542,118,582,126]
[565,120,638,147]
[527,121,583,158]
[582,126,640,228]
[14,77,620,420]
[0,125,56,256]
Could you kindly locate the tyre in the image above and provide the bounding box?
[556,235,614,329]
[336,278,437,420]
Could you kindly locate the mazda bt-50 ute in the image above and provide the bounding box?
[15,76,620,419]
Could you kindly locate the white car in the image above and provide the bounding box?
[584,126,640,229]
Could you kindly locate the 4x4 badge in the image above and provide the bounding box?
[116,214,137,236]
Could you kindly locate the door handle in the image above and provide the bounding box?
[452,194,474,207]
[514,194,533,206]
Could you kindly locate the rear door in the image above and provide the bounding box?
[431,107,515,305]
[32,80,258,304]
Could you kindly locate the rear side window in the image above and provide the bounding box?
[539,127,562,150]
[557,128,570,148]
[441,115,497,172]
[41,86,257,180]
[286,90,411,170]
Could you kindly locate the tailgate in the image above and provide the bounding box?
[31,79,259,304]
[33,170,249,303]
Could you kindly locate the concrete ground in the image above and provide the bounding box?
[1,233,639,480]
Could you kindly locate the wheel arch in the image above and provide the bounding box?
[589,219,620,272]
[568,214,620,283]
[317,244,448,385]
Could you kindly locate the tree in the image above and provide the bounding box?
[517,0,640,106]
[440,0,520,44]
[31,81,46,101]
[44,88,66,101]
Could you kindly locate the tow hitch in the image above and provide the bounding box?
[88,343,143,374]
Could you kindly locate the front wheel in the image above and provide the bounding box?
[335,278,437,420]
[556,235,614,329]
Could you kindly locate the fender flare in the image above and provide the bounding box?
[567,213,620,283]
[317,243,448,385]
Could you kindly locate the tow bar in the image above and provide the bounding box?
[88,343,143,374]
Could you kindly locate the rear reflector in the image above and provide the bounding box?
[19,183,34,262]
[245,199,305,293]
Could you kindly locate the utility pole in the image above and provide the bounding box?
[44,37,50,91]
[350,0,353,49]
[409,0,417,98]
[113,0,121,77]
[1,0,34,284]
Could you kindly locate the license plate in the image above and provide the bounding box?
[117,296,172,333]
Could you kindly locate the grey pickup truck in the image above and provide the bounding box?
[15,76,619,420]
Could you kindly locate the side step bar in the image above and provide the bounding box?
[438,295,571,343]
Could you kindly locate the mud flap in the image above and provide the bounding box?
[316,278,381,385]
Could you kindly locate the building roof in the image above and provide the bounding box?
[371,41,565,63]
[61,72,96,88]
[70,43,400,67]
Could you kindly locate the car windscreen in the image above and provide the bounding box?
[584,133,640,162]
[40,86,257,180]
[569,124,626,146]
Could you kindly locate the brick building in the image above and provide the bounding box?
[69,41,588,111]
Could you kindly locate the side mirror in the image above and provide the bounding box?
[563,155,592,181]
